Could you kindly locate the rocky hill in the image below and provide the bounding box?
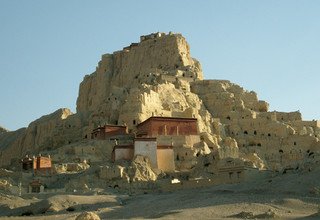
[0,32,319,171]
[0,126,8,135]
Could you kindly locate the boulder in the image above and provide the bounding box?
[75,211,101,220]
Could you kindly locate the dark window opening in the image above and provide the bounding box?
[133,120,136,125]
[244,131,248,135]
[21,211,34,216]
[176,155,180,161]
[268,133,271,137]
[66,207,75,212]
[182,73,185,77]
[226,116,231,120]
[294,142,297,146]
[84,135,87,139]
[279,149,283,153]
[257,143,261,147]
[68,141,71,144]
[254,130,257,135]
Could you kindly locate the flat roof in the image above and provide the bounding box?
[157,145,173,149]
[92,124,127,132]
[134,137,157,142]
[137,116,197,127]
[114,145,134,149]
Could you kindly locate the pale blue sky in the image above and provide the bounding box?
[0,1,319,131]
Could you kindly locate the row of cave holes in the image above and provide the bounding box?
[233,130,276,138]
[242,141,297,148]
[227,115,300,122]
[278,149,314,157]
[226,116,252,120]
[176,153,215,163]
[233,130,272,137]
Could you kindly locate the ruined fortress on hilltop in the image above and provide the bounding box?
[0,32,319,193]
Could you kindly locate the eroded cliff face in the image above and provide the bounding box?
[0,109,78,166]
[0,32,319,170]
[76,33,205,137]
[76,33,202,114]
[0,33,206,167]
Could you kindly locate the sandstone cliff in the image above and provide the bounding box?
[0,32,319,171]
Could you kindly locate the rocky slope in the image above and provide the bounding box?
[0,126,8,134]
[0,32,319,171]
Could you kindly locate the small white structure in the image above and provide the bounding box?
[157,146,175,172]
[134,138,158,168]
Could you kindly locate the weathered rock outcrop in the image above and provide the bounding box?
[0,109,81,166]
[0,32,319,172]
[0,126,8,135]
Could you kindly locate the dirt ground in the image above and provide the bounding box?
[1,168,320,219]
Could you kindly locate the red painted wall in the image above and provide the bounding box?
[33,156,52,175]
[137,117,198,137]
